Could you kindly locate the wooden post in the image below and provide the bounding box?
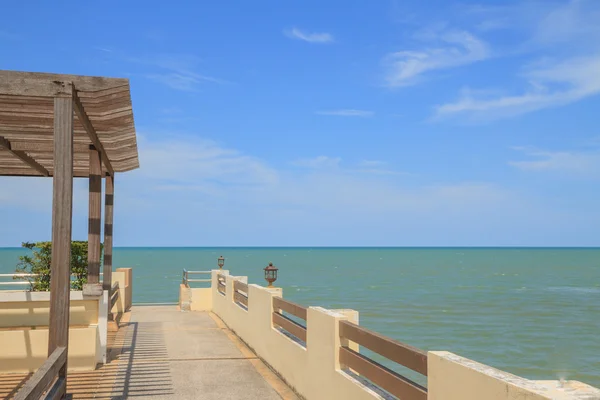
[86,147,102,292]
[48,93,74,379]
[103,174,114,292]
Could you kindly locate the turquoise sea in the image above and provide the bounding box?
[1,247,598,387]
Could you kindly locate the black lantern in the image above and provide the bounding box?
[218,255,225,269]
[264,262,278,288]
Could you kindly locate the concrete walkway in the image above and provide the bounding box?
[0,306,297,399]
[109,305,296,400]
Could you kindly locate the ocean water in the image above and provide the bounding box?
[1,247,598,388]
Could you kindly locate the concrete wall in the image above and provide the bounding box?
[111,269,131,315]
[211,270,382,400]
[115,268,132,311]
[0,291,104,373]
[428,352,600,400]
[206,270,600,400]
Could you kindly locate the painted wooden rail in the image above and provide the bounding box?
[233,280,248,307]
[14,346,67,400]
[110,281,120,310]
[217,274,226,295]
[272,297,308,342]
[339,320,428,400]
[182,269,212,286]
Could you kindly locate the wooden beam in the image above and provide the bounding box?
[48,95,74,381]
[87,147,102,286]
[72,88,114,176]
[0,70,128,96]
[13,346,67,400]
[103,174,114,292]
[10,141,90,152]
[0,135,49,176]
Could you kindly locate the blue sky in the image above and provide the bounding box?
[1,0,599,246]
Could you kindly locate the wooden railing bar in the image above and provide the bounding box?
[339,320,428,376]
[14,346,67,400]
[340,346,427,400]
[45,376,66,400]
[110,290,120,309]
[273,297,307,321]
[217,280,226,295]
[187,279,212,283]
[234,280,248,293]
[187,271,211,274]
[234,291,248,307]
[272,311,307,342]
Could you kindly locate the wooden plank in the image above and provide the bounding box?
[234,291,248,307]
[272,311,307,342]
[340,346,427,400]
[0,70,128,96]
[339,320,428,376]
[10,141,90,152]
[47,96,73,379]
[45,376,66,400]
[72,89,114,176]
[234,280,248,294]
[87,147,102,285]
[0,135,49,176]
[14,346,66,400]
[273,297,307,321]
[0,74,74,97]
[110,289,120,309]
[102,174,114,292]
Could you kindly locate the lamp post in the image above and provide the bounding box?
[218,255,225,269]
[264,262,278,288]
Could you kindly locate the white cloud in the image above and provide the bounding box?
[384,30,489,87]
[285,28,334,44]
[126,53,229,91]
[436,55,600,120]
[509,146,600,177]
[358,160,386,167]
[5,135,600,246]
[316,109,374,117]
[292,156,341,169]
[136,135,278,186]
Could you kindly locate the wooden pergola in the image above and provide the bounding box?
[0,70,139,399]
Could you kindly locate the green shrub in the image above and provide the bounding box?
[16,241,101,291]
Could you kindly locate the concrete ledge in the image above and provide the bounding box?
[0,326,98,373]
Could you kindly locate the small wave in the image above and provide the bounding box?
[546,286,600,294]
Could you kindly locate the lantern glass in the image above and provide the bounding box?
[218,256,225,268]
[264,262,278,287]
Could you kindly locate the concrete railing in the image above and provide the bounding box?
[0,267,133,374]
[181,269,600,400]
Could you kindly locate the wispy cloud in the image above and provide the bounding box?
[384,30,489,87]
[5,134,596,246]
[436,55,600,121]
[292,156,341,169]
[509,146,600,177]
[316,109,374,117]
[285,28,334,44]
[127,53,230,91]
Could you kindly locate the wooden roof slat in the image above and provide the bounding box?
[0,70,139,176]
[0,136,49,176]
[72,88,115,176]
